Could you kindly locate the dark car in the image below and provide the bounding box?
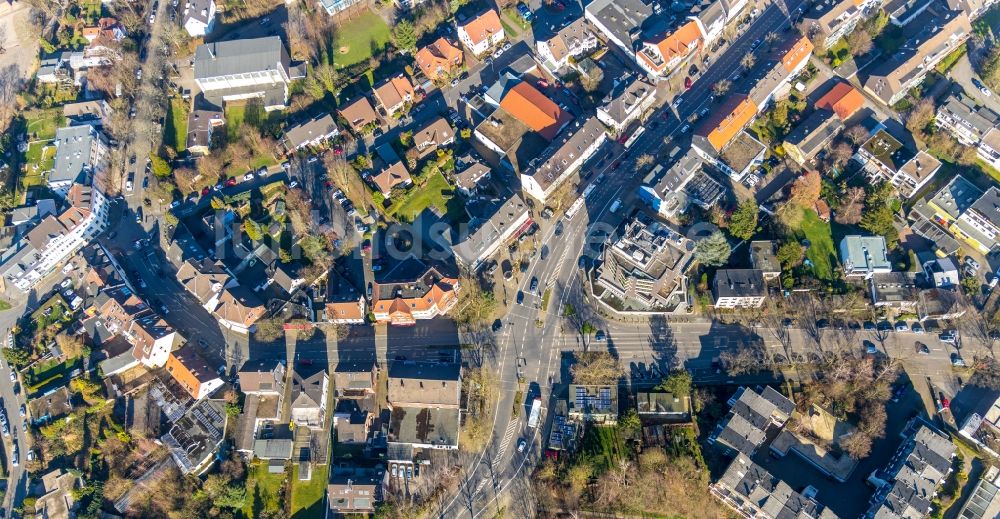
[863,321,876,330]
[366,282,373,299]
[554,221,563,236]
[915,342,930,355]
[595,330,606,341]
[540,246,549,260]
[529,277,539,294]
[516,291,525,305]
[816,319,829,330]
[502,260,513,280]
[492,319,503,332]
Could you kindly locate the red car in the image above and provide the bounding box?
[617,135,628,144]
[537,79,549,89]
[225,178,237,187]
[553,0,565,10]
[684,77,693,89]
[611,160,621,170]
[201,186,210,196]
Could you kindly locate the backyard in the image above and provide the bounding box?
[25,108,64,141]
[580,425,628,473]
[387,170,454,222]
[244,461,288,518]
[165,98,190,153]
[792,207,837,282]
[24,357,83,397]
[333,11,391,69]
[290,463,328,519]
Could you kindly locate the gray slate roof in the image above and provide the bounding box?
[194,36,289,80]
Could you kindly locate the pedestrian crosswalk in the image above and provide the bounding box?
[493,419,518,467]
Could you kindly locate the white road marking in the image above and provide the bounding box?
[493,419,519,468]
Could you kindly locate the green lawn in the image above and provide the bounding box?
[936,43,967,74]
[166,98,189,152]
[245,461,287,518]
[25,109,65,141]
[225,104,246,141]
[500,8,527,37]
[796,208,837,281]
[290,463,328,519]
[826,38,851,66]
[24,141,55,173]
[388,170,453,221]
[333,11,391,69]
[581,425,627,473]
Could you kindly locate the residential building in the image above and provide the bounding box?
[238,358,286,397]
[35,469,79,519]
[693,94,758,158]
[689,0,727,45]
[864,8,971,105]
[412,117,454,158]
[415,37,463,81]
[936,91,1000,170]
[317,0,364,15]
[500,81,573,141]
[186,110,223,156]
[870,271,920,310]
[520,116,606,204]
[815,81,866,120]
[372,143,412,196]
[956,186,1000,254]
[919,287,968,320]
[536,18,599,73]
[721,0,751,19]
[333,360,377,397]
[175,258,264,334]
[328,468,383,514]
[596,75,657,136]
[595,214,692,312]
[712,269,767,309]
[324,270,365,324]
[163,398,227,474]
[456,9,504,56]
[750,240,782,280]
[638,150,724,218]
[801,0,870,49]
[49,124,110,193]
[709,386,795,456]
[887,0,936,26]
[290,367,329,427]
[866,420,956,519]
[182,0,216,37]
[946,0,999,19]
[281,113,338,153]
[0,183,110,292]
[909,174,998,254]
[957,390,1000,457]
[371,261,458,325]
[783,109,845,166]
[712,454,839,519]
[568,384,619,424]
[372,75,416,117]
[636,20,703,77]
[839,235,892,278]
[451,194,531,271]
[585,0,654,56]
[924,257,960,288]
[166,345,223,400]
[954,466,1000,519]
[386,362,461,449]
[636,392,691,420]
[338,96,379,134]
[453,154,492,195]
[856,128,941,198]
[193,37,292,110]
[62,99,111,125]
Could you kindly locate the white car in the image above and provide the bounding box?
[982,86,993,97]
[148,14,155,24]
[11,452,18,467]
[126,180,133,192]
[26,450,34,462]
[60,277,72,289]
[243,173,254,181]
[680,124,691,133]
[8,371,14,382]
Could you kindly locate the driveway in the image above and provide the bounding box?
[950,54,1000,114]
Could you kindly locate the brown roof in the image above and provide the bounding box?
[415,38,463,81]
[499,82,572,140]
[373,75,415,112]
[215,286,264,328]
[176,258,229,305]
[166,346,217,398]
[386,362,461,407]
[460,9,503,46]
[325,300,364,321]
[639,20,702,73]
[697,95,759,152]
[413,117,454,155]
[339,97,379,131]
[372,161,412,194]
